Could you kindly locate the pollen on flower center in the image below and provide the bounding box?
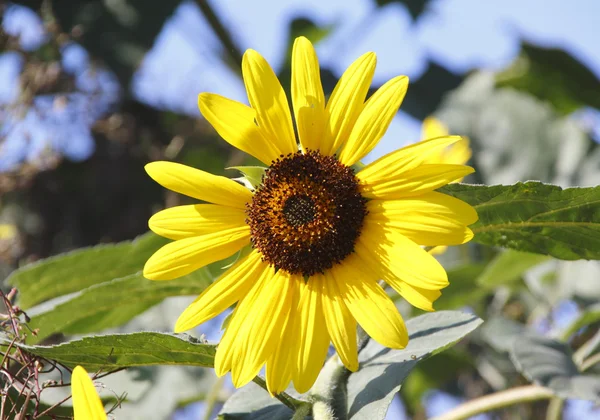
[246,150,367,276]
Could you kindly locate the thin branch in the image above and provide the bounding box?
[430,385,555,420]
[252,376,302,411]
[194,0,243,68]
[546,398,564,420]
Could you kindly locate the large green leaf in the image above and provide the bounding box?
[346,311,482,419]
[441,182,600,260]
[433,263,488,310]
[8,232,168,309]
[26,269,212,344]
[477,250,551,287]
[510,334,600,402]
[11,332,216,371]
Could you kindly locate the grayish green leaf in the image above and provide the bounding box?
[481,317,526,353]
[346,311,483,419]
[219,382,294,420]
[228,166,266,189]
[12,332,216,371]
[559,303,600,341]
[510,334,600,402]
[441,182,600,260]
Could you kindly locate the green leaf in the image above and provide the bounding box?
[346,311,483,419]
[440,182,600,260]
[497,42,600,114]
[373,0,432,21]
[477,250,551,287]
[559,303,600,341]
[11,332,216,371]
[218,382,294,420]
[8,232,168,309]
[228,166,266,189]
[26,269,212,344]
[510,334,600,402]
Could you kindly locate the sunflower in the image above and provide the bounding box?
[143,37,477,395]
[420,116,473,255]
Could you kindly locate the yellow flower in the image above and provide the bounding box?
[143,37,477,395]
[71,366,107,420]
[420,117,473,255]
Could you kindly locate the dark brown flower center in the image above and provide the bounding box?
[245,150,367,276]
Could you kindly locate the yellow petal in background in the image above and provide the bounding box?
[143,226,250,280]
[174,250,267,332]
[198,93,282,164]
[338,76,408,166]
[292,36,327,153]
[322,52,376,155]
[145,162,252,209]
[149,204,247,240]
[242,49,297,155]
[71,366,107,420]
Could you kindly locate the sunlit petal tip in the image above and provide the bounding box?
[72,366,107,420]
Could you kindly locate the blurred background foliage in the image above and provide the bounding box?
[1,0,599,419]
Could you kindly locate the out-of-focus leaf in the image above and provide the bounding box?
[511,334,600,402]
[11,332,216,371]
[440,182,600,260]
[497,42,600,114]
[218,382,294,420]
[481,317,526,353]
[372,0,432,20]
[433,263,487,310]
[8,232,167,309]
[559,303,600,341]
[26,269,212,344]
[346,311,482,419]
[477,250,551,287]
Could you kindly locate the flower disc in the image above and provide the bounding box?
[246,150,367,276]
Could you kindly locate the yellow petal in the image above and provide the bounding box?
[242,49,297,155]
[214,268,269,377]
[357,135,463,184]
[231,270,296,388]
[331,255,408,349]
[360,164,475,200]
[143,227,250,280]
[441,137,472,168]
[174,251,267,332]
[320,272,358,371]
[145,161,252,209]
[266,279,301,396]
[421,116,448,140]
[198,93,282,164]
[293,276,330,393]
[292,37,327,153]
[367,193,478,246]
[149,204,247,240]
[71,366,107,420]
[322,52,377,155]
[357,221,448,290]
[338,76,409,166]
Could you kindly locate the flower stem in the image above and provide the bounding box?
[429,385,555,420]
[202,375,225,420]
[545,397,564,420]
[251,376,303,411]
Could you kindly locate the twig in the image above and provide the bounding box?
[430,385,555,420]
